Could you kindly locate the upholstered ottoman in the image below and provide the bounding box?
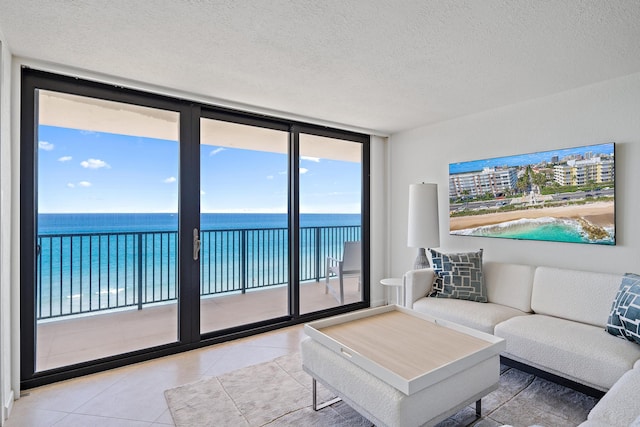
[300,306,505,427]
[302,338,497,427]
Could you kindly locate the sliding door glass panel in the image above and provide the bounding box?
[35,90,180,371]
[299,134,363,314]
[200,118,289,334]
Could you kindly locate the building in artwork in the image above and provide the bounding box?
[553,157,615,186]
[449,167,518,199]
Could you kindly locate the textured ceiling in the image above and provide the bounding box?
[1,0,640,134]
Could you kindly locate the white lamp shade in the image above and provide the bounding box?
[407,183,440,248]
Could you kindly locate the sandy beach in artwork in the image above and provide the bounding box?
[450,201,614,231]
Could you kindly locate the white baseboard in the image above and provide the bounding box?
[1,390,14,426]
[370,298,387,307]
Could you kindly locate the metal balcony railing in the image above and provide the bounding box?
[36,225,361,320]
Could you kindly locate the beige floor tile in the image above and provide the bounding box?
[202,344,292,378]
[52,413,153,427]
[153,409,175,426]
[12,367,131,414]
[5,326,304,425]
[72,364,201,422]
[4,407,68,427]
[8,281,359,426]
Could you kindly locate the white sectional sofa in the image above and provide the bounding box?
[581,362,640,427]
[404,262,640,426]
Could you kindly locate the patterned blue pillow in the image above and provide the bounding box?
[428,248,487,303]
[607,273,640,345]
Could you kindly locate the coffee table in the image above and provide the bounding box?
[302,305,505,427]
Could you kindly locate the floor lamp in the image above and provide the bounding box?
[407,183,440,269]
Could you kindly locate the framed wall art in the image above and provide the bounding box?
[449,142,615,245]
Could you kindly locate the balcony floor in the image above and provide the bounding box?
[36,277,361,372]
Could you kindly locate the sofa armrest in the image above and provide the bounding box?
[403,269,435,308]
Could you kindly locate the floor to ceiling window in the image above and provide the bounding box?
[34,90,181,372]
[298,133,363,314]
[20,69,370,388]
[199,116,291,334]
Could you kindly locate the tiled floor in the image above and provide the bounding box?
[37,278,361,371]
[8,325,308,426]
[5,278,362,426]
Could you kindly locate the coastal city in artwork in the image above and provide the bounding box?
[449,143,615,245]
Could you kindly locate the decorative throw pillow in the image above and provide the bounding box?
[606,273,640,345]
[428,248,487,302]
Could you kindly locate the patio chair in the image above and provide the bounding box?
[325,241,361,304]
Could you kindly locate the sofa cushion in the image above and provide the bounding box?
[483,262,536,312]
[429,248,487,302]
[531,267,623,327]
[412,298,528,334]
[585,368,640,426]
[495,314,640,391]
[606,273,640,345]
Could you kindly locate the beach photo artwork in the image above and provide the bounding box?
[449,143,615,245]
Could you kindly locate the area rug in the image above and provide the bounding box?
[164,353,599,427]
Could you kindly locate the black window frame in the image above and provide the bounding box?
[20,67,370,388]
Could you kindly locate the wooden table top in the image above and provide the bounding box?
[317,310,492,380]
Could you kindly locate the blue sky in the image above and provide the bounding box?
[449,142,614,174]
[38,125,361,213]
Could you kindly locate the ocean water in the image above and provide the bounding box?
[38,213,361,234]
[451,217,615,245]
[36,213,361,319]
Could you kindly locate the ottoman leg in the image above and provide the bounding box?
[476,399,482,417]
[312,378,342,411]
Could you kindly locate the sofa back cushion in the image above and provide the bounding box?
[484,262,536,312]
[531,266,624,327]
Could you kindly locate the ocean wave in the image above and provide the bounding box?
[451,217,563,235]
[451,216,614,244]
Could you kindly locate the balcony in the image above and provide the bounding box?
[36,225,362,371]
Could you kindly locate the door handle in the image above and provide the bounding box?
[193,228,201,261]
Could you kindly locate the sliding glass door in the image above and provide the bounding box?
[20,69,370,388]
[298,133,364,314]
[32,90,182,372]
[199,116,290,334]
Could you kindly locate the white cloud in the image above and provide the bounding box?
[299,168,309,174]
[78,181,92,187]
[209,147,226,156]
[278,171,287,175]
[67,183,75,188]
[58,156,72,162]
[81,158,110,169]
[266,175,274,180]
[301,156,321,163]
[39,141,54,151]
[201,190,206,195]
[164,176,177,183]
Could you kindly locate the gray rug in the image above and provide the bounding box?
[164,353,599,427]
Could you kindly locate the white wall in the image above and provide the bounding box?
[389,72,640,277]
[0,32,14,423]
